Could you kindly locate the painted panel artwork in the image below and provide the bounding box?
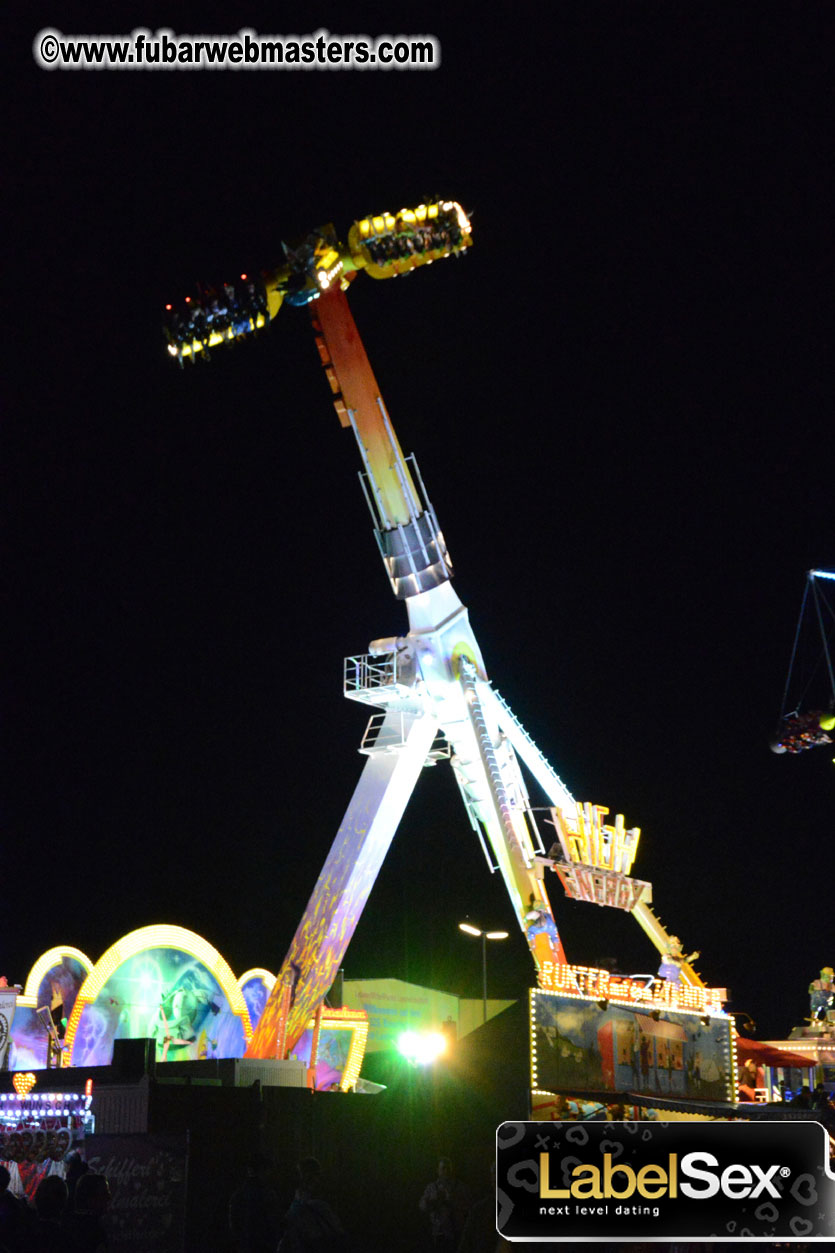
[6,1005,49,1070]
[71,948,247,1066]
[240,974,272,1030]
[34,956,89,1024]
[290,1026,354,1090]
[532,992,733,1102]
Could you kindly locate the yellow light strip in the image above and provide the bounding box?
[352,201,472,247]
[340,1016,370,1092]
[529,988,538,1088]
[237,968,276,993]
[730,1042,739,1102]
[11,994,38,1010]
[179,313,267,357]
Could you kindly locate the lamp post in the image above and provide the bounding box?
[458,923,509,1023]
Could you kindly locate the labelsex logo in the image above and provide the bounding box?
[540,1151,784,1201]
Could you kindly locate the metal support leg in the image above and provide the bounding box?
[246,707,438,1058]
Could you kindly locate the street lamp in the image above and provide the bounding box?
[458,923,509,1023]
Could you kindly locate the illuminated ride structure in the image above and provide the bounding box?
[771,569,835,758]
[163,199,729,1068]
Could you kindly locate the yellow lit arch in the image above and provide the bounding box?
[24,946,94,1000]
[64,924,252,1063]
[237,968,276,993]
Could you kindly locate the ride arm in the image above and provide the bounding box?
[631,899,704,988]
[455,658,567,970]
[312,286,453,599]
[163,199,472,367]
[488,686,706,987]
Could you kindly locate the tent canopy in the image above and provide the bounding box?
[735,1036,815,1068]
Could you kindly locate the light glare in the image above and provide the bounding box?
[398,1030,446,1065]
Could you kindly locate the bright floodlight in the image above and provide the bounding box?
[486,930,509,940]
[398,1030,447,1065]
[458,923,482,937]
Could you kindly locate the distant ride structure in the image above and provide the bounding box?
[771,569,835,756]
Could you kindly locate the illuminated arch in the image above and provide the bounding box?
[237,968,276,1035]
[24,947,93,1000]
[64,925,252,1065]
[237,968,275,993]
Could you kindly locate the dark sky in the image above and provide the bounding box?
[6,2,834,1042]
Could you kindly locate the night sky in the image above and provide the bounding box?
[6,2,834,1043]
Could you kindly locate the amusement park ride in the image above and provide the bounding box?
[3,202,832,1198]
[771,568,835,758]
[163,199,725,1064]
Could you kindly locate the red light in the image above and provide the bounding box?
[85,1078,93,1097]
[165,304,172,311]
[185,297,191,303]
[240,274,247,281]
